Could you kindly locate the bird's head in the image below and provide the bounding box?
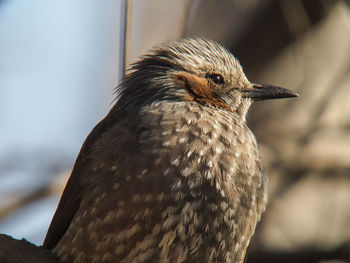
[116,38,298,120]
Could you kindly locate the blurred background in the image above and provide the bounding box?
[0,0,350,262]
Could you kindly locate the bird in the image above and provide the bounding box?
[43,38,298,263]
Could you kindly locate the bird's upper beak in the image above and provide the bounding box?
[242,84,299,100]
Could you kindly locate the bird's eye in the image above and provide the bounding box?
[207,73,224,85]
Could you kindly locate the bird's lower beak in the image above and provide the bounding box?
[242,84,299,100]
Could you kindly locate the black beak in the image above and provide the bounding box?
[242,84,299,100]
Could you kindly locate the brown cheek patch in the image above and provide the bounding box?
[176,72,215,99]
[175,72,233,113]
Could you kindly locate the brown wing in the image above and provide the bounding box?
[43,110,123,249]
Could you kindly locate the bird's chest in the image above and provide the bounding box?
[136,103,268,261]
[140,102,265,200]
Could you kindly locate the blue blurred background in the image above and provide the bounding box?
[0,0,188,245]
[0,0,122,244]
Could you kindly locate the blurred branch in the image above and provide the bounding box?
[0,171,67,221]
[120,0,132,80]
[182,0,201,37]
[0,186,52,220]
